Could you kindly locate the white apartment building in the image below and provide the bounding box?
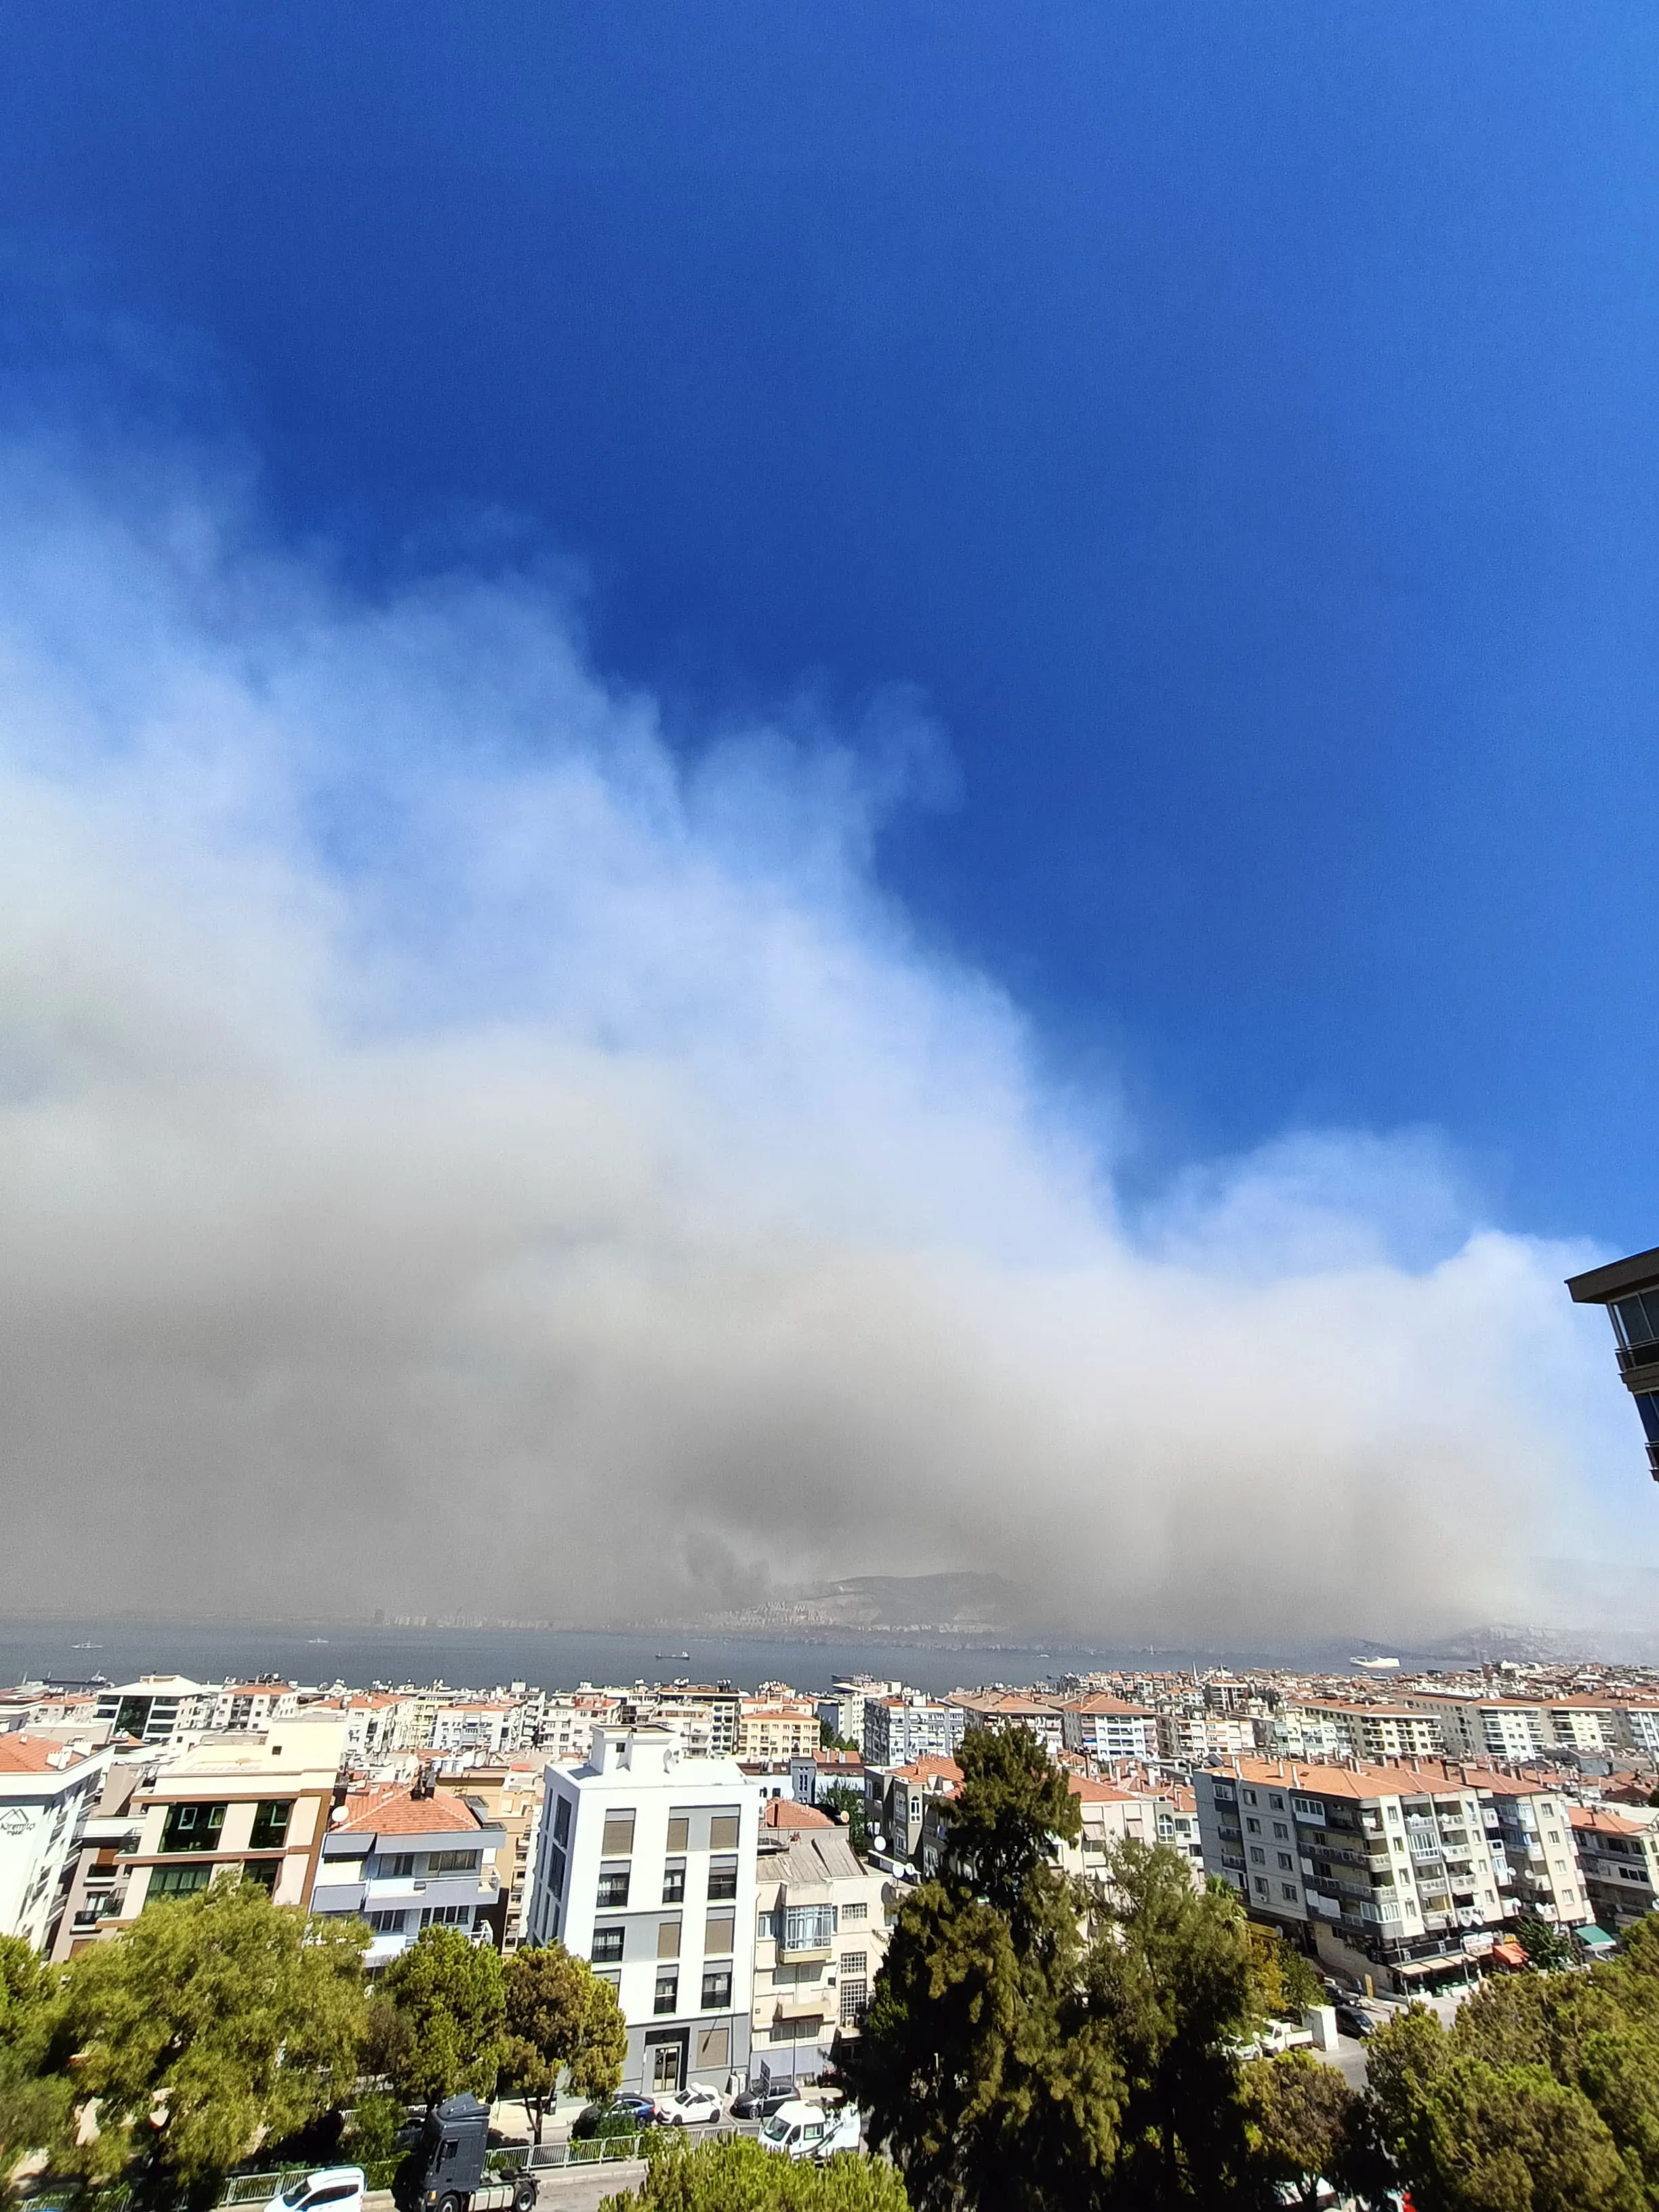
[1159,1713,1260,1763]
[863,1695,966,1768]
[1571,1804,1659,1927]
[1618,1703,1659,1760]
[1195,1757,1591,1986]
[1059,1695,1161,1765]
[527,1726,761,2097]
[752,1824,890,2079]
[430,1702,525,1760]
[210,1683,300,1733]
[314,1776,506,1966]
[104,1713,348,1929]
[96,1677,217,1746]
[0,1734,117,1952]
[536,1694,623,1763]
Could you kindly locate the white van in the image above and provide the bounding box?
[757,2102,861,2162]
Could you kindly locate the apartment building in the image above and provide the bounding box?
[866,1755,961,1870]
[631,1686,739,1757]
[94,1677,216,1746]
[1278,1703,1445,1763]
[752,1824,889,2080]
[951,1691,1067,1755]
[210,1682,300,1733]
[434,1761,543,1949]
[49,1757,151,1959]
[736,1701,819,1761]
[789,1748,864,1806]
[540,1693,625,1762]
[526,1726,760,2096]
[1158,1713,1261,1763]
[862,1695,966,1768]
[0,1734,118,1952]
[314,1775,506,1966]
[102,1714,348,1930]
[1194,1758,1591,1986]
[1058,1695,1160,1765]
[430,1702,525,1761]
[1570,1804,1659,1928]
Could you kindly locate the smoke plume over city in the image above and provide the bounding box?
[0,442,1629,1644]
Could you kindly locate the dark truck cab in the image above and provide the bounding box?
[393,2095,537,2212]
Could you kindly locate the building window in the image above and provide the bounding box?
[1281,1884,1298,1902]
[657,1920,681,1959]
[704,1913,735,1956]
[602,1811,636,1856]
[667,1816,690,1852]
[654,1973,678,2015]
[371,1852,416,1880]
[785,1904,835,1950]
[709,1812,741,1851]
[757,1910,781,1939]
[1246,1818,1261,1835]
[840,1950,867,1975]
[592,1926,625,1963]
[419,1904,474,1928]
[1249,1847,1266,1866]
[1277,1853,1294,1872]
[365,1908,408,1933]
[701,1968,732,2009]
[1272,1822,1289,1841]
[1253,1877,1269,1898]
[146,1864,212,1903]
[840,1980,869,2026]
[708,1856,739,1902]
[841,1900,867,1922]
[597,1866,631,1908]
[160,1803,226,1854]
[239,1860,279,1891]
[651,2036,681,2086]
[249,1801,292,1851]
[596,1968,621,1992]
[662,1862,686,1904]
[428,1849,480,1876]
[554,1798,571,1847]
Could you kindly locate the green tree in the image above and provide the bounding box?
[344,2091,411,2166]
[820,1723,861,1755]
[0,1934,70,2182]
[501,1945,627,2142]
[1243,1925,1321,2024]
[1512,1914,1575,1972]
[1240,2051,1361,2209]
[1082,1838,1260,2207]
[58,1875,368,2209]
[819,1784,872,1857]
[1364,1999,1643,2212]
[382,1925,507,2112]
[945,1725,1080,1930]
[598,2131,909,2211]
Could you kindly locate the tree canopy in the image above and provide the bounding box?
[502,1944,627,2141]
[56,1877,369,2208]
[380,1923,507,2112]
[598,2133,909,2212]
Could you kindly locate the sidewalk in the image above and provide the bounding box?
[366,2173,647,2212]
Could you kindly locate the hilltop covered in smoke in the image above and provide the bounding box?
[0,434,1639,1643]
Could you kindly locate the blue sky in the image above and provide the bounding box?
[4,2,1655,1242]
[1,5,1655,1631]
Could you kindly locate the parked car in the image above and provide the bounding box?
[730,2084,797,2121]
[1335,2005,1377,2040]
[268,2169,365,2212]
[653,2088,722,2127]
[571,2093,657,2138]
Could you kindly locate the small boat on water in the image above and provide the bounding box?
[1351,1654,1400,1671]
[656,1652,691,1661]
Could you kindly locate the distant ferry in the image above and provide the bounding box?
[71,1642,102,1652]
[656,1652,691,1661]
[1351,1654,1400,1671]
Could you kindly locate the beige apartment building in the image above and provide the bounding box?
[1282,1702,1445,1762]
[93,1713,347,1932]
[434,1759,543,1948]
[1571,1803,1659,1928]
[752,1821,890,2080]
[736,1702,819,1761]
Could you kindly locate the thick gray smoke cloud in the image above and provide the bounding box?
[0,448,1626,1641]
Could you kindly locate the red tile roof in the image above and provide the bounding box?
[335,1784,483,1835]
[0,1734,95,1773]
[763,1798,834,1830]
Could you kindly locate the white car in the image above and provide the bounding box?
[266,2169,365,2212]
[654,2087,722,2127]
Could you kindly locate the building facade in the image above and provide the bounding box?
[862,1696,966,1768]
[314,1775,505,1967]
[1566,1242,1659,1481]
[752,1824,889,2080]
[527,1727,760,2097]
[94,1677,216,1746]
[0,1734,117,1953]
[1059,1695,1161,1765]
